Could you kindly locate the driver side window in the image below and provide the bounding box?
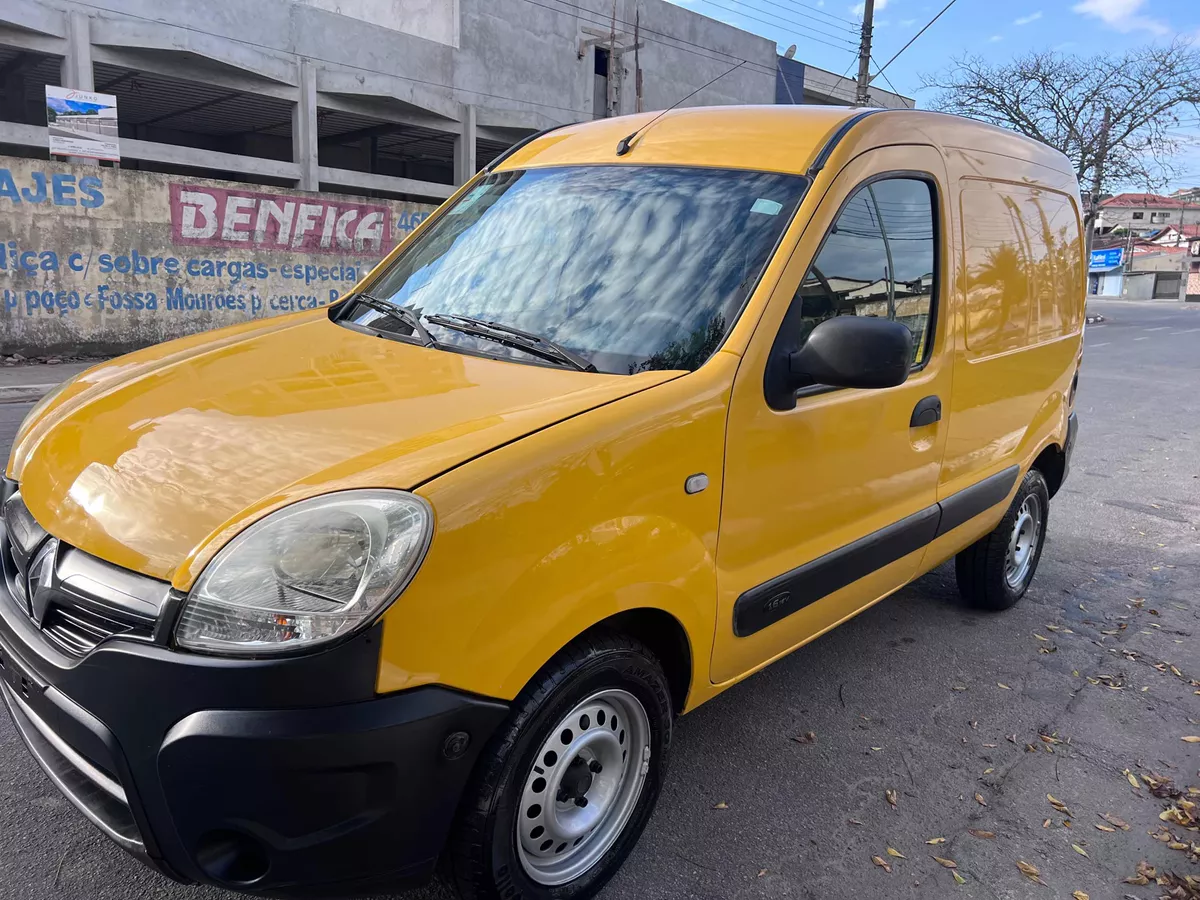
[794,177,936,364]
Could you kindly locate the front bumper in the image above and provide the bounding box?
[0,512,507,894]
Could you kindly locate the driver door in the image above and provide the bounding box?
[711,146,954,684]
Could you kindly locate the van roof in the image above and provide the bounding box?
[499,105,1073,180]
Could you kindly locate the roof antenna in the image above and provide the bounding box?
[616,60,746,156]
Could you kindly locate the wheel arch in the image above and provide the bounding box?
[575,608,694,715]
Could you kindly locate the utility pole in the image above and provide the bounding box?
[1084,105,1111,261]
[607,0,617,117]
[854,0,875,107]
[634,8,643,113]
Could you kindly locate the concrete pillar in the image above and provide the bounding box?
[60,12,98,166]
[61,12,94,91]
[292,59,319,191]
[453,104,477,186]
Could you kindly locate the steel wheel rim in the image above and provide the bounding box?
[1005,494,1042,589]
[515,689,651,886]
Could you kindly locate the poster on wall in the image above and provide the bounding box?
[45,86,120,162]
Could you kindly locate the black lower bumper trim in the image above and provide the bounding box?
[0,575,510,894]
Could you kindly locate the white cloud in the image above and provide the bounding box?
[817,0,825,6]
[899,17,918,25]
[851,0,887,15]
[988,33,1004,41]
[1013,10,1043,24]
[1072,0,1169,34]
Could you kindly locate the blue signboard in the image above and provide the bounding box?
[1089,247,1124,270]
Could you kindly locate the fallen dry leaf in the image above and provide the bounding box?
[1040,734,1063,745]
[968,829,996,839]
[1048,794,1072,816]
[1072,892,1088,900]
[885,789,898,808]
[975,792,987,806]
[871,855,892,873]
[1043,818,1051,828]
[1172,665,1183,678]
[870,746,883,751]
[757,869,767,877]
[925,837,946,844]
[712,801,729,809]
[791,731,817,744]
[1094,823,1116,833]
[1168,841,1189,851]
[933,856,957,869]
[848,818,864,826]
[983,767,994,775]
[1125,770,1141,789]
[952,684,968,692]
[1034,633,1049,641]
[886,847,906,859]
[952,870,967,885]
[1046,624,1061,631]
[1072,843,1088,857]
[997,682,1011,690]
[1182,736,1200,743]
[1017,860,1044,884]
[1100,813,1130,830]
[1124,860,1156,885]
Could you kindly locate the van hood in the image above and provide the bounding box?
[9,314,677,587]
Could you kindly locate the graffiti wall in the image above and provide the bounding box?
[0,157,438,356]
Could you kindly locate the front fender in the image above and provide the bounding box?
[375,356,736,706]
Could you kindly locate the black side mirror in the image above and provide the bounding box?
[766,316,912,409]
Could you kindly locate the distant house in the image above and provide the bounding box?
[1147,224,1200,248]
[1098,193,1200,232]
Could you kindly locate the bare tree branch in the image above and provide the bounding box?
[922,40,1200,194]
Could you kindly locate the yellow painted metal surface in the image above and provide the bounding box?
[9,312,678,586]
[711,145,954,684]
[5,107,1084,712]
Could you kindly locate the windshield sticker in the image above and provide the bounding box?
[750,198,783,216]
[449,183,491,215]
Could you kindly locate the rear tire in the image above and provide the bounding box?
[448,632,672,900]
[955,468,1050,611]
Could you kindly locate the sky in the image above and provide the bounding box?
[665,0,1200,193]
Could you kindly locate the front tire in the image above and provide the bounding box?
[955,468,1050,610]
[449,632,672,900]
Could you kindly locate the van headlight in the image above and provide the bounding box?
[175,490,432,656]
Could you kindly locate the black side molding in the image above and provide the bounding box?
[733,505,939,637]
[935,465,1019,538]
[733,465,1021,637]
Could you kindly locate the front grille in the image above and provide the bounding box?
[43,604,140,656]
[1,490,168,658]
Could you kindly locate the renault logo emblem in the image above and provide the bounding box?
[26,538,58,625]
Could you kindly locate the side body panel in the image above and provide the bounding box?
[710,145,955,685]
[922,148,1084,568]
[377,355,736,711]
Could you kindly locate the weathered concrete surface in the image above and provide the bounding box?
[0,300,1198,899]
[0,156,435,357]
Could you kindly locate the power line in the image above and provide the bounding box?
[721,0,858,41]
[869,54,904,99]
[720,0,858,31]
[689,0,860,50]
[873,0,959,79]
[749,0,860,28]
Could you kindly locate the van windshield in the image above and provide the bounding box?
[344,165,808,374]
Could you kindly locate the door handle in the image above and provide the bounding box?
[910,395,942,427]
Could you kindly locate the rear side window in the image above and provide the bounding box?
[961,183,1082,357]
[791,177,936,365]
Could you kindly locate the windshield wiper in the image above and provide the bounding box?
[424,314,597,373]
[350,294,439,347]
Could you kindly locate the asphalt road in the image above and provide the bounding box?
[2,298,1199,900]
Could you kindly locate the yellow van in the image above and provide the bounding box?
[1,106,1082,898]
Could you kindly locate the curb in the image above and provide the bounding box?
[0,384,56,404]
